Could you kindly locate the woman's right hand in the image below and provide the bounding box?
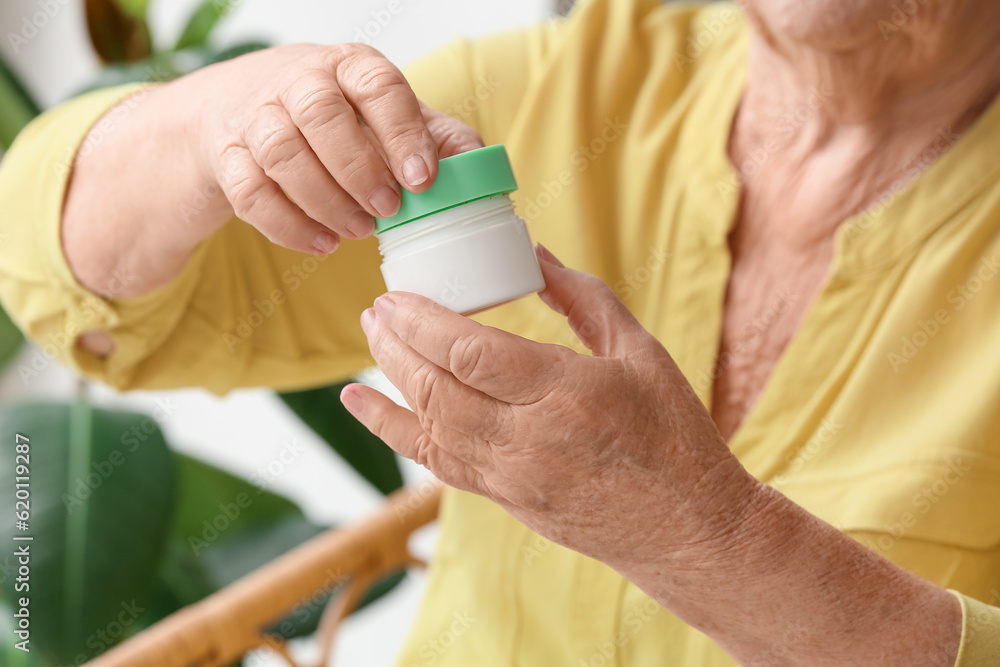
[56,41,483,356]
[183,43,485,255]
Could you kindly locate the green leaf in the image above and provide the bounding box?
[201,515,327,591]
[134,454,312,632]
[0,401,175,665]
[176,0,235,51]
[132,539,215,632]
[85,0,153,64]
[198,516,405,639]
[205,40,271,66]
[116,0,149,21]
[169,453,301,546]
[74,52,189,97]
[0,306,24,373]
[279,382,404,495]
[158,456,406,640]
[0,54,42,152]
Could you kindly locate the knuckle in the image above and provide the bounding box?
[288,84,351,130]
[584,272,612,295]
[418,411,449,450]
[226,174,268,222]
[476,404,508,444]
[319,43,352,66]
[449,334,489,384]
[325,42,381,66]
[341,57,408,100]
[384,122,430,155]
[410,363,441,416]
[336,151,391,198]
[412,430,436,469]
[340,148,377,180]
[367,404,389,436]
[259,220,296,247]
[254,124,301,173]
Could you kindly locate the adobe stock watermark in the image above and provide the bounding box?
[521,533,553,566]
[394,479,441,524]
[855,456,971,556]
[842,126,960,247]
[54,65,174,179]
[886,251,999,372]
[352,0,414,45]
[223,254,331,352]
[877,0,931,40]
[555,245,670,352]
[771,416,845,485]
[612,247,671,302]
[966,587,1000,648]
[404,610,477,667]
[263,567,347,639]
[16,294,109,385]
[188,437,307,556]
[671,6,741,73]
[717,87,833,199]
[6,0,72,54]
[16,248,141,386]
[54,600,145,666]
[692,288,799,396]
[61,398,181,514]
[444,74,502,122]
[578,598,661,667]
[519,116,629,223]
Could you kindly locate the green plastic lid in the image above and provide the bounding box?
[375,145,518,234]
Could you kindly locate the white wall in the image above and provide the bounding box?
[0,1,553,665]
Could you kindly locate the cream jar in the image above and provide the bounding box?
[375,145,545,315]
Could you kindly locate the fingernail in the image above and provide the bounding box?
[374,294,396,323]
[313,232,340,255]
[341,386,364,416]
[402,155,429,188]
[360,307,377,335]
[536,244,565,268]
[370,185,401,218]
[346,211,375,239]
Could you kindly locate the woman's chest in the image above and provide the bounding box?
[710,230,835,441]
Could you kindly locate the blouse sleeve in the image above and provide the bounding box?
[0,22,563,394]
[951,590,1000,666]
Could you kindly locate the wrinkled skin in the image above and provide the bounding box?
[342,246,763,569]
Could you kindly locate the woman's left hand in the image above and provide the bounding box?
[341,245,767,571]
[343,245,965,667]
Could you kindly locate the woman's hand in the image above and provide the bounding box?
[341,245,765,568]
[63,43,484,303]
[342,245,964,666]
[186,43,484,254]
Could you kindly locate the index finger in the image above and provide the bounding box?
[334,45,440,192]
[371,291,570,405]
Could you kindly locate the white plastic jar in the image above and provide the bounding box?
[375,145,545,315]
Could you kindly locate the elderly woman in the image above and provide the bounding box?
[2,0,999,663]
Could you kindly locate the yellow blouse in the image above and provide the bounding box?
[2,0,1000,664]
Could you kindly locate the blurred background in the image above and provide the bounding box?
[0,1,562,665]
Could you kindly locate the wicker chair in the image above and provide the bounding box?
[87,483,443,667]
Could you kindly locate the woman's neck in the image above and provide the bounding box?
[729,0,1000,247]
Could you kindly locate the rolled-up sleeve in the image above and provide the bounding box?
[0,84,217,388]
[0,24,563,394]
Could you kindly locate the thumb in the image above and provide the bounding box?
[535,245,659,359]
[421,103,486,158]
